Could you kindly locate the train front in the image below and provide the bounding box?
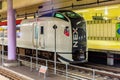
[59,10,88,63]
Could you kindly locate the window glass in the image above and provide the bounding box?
[54,13,68,21]
[55,13,64,19]
[56,11,80,18]
[35,25,38,39]
[41,26,44,34]
[65,12,80,18]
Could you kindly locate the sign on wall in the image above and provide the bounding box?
[116,22,120,37]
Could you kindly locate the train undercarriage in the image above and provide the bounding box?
[0,45,55,60]
[0,45,87,64]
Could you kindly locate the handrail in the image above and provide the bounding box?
[0,53,120,80]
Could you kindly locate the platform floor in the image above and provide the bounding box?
[88,40,120,53]
[1,65,71,80]
[0,74,9,80]
[0,64,71,80]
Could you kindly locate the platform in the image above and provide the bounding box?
[0,74,9,80]
[0,63,72,80]
[88,40,120,54]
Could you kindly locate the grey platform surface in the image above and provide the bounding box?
[1,65,70,80]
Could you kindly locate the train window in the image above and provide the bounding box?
[57,11,80,18]
[54,13,68,21]
[65,12,80,18]
[55,13,64,18]
[40,26,44,34]
[35,26,39,39]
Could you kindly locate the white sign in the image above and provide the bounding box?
[39,65,48,74]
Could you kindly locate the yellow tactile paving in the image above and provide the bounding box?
[88,40,120,51]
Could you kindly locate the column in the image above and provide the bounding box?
[7,0,16,60]
[107,53,114,65]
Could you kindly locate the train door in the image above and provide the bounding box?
[32,22,45,49]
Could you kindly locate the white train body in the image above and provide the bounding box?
[18,17,72,52]
[0,10,87,64]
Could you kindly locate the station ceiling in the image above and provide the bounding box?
[74,4,120,20]
[0,0,120,21]
[0,0,49,18]
[0,0,48,12]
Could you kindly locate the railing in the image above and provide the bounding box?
[0,51,120,80]
[17,54,92,80]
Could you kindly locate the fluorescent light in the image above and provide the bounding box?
[95,6,119,10]
[104,7,108,15]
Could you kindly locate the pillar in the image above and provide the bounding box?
[7,0,16,60]
[107,54,114,65]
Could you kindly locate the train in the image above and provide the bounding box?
[0,10,87,64]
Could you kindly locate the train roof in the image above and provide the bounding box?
[39,10,75,17]
[21,17,68,24]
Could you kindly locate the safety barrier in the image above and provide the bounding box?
[17,54,91,80]
[0,51,120,80]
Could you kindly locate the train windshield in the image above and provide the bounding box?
[65,11,80,18]
[58,11,80,18]
[54,13,64,19]
[54,12,69,21]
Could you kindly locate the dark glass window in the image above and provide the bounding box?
[54,13,68,21]
[65,12,80,18]
[40,26,44,34]
[56,11,80,18]
[55,13,64,19]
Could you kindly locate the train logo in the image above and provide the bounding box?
[73,28,78,48]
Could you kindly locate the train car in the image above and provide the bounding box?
[0,10,87,64]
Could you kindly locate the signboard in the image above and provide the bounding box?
[116,22,120,37]
[39,65,48,74]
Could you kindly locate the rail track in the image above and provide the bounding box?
[19,55,120,80]
[0,67,30,80]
